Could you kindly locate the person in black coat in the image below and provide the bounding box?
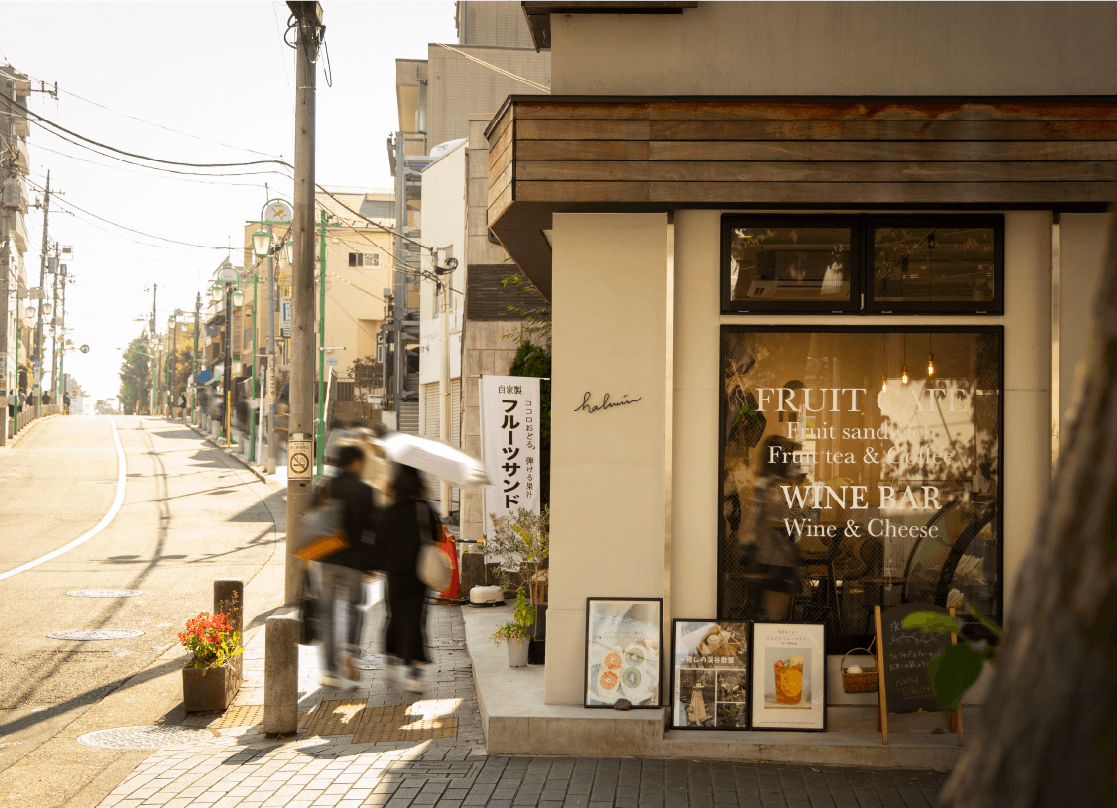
[316,444,379,687]
[378,463,441,693]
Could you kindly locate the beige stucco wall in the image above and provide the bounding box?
[1059,214,1110,425]
[546,208,1060,704]
[546,213,668,705]
[551,2,1117,96]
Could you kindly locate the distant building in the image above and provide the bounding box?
[0,65,32,399]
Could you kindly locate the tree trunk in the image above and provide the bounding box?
[942,210,1117,806]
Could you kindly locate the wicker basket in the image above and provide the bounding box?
[841,639,879,694]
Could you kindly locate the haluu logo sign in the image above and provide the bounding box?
[575,391,642,414]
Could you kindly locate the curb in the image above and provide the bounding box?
[181,419,284,491]
[1,412,63,450]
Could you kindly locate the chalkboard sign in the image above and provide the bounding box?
[877,602,952,714]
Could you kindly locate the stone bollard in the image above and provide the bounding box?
[263,613,299,736]
[214,580,244,680]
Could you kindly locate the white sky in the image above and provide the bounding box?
[1,0,458,400]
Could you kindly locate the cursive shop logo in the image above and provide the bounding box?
[575,391,642,413]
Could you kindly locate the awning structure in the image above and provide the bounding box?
[486,96,1117,300]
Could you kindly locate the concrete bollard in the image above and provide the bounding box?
[263,613,299,736]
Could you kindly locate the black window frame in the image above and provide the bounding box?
[721,215,862,315]
[721,214,1005,315]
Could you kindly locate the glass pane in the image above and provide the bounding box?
[720,329,1001,648]
[873,226,995,303]
[729,227,852,303]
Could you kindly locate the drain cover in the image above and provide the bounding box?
[66,589,143,598]
[77,726,216,750]
[49,629,145,641]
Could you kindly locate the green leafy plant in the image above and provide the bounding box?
[484,506,549,606]
[178,610,244,669]
[903,603,1002,711]
[491,588,536,645]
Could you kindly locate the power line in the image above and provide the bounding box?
[25,177,233,250]
[0,93,288,168]
[434,43,550,93]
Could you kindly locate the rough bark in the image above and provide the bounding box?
[941,210,1117,806]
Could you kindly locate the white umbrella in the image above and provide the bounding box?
[378,431,491,488]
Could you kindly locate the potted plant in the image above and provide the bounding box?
[485,506,549,660]
[492,589,535,667]
[178,609,244,712]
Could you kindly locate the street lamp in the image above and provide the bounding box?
[252,229,273,259]
[210,264,242,446]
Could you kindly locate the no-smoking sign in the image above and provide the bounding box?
[287,439,314,479]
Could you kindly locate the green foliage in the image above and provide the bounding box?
[491,589,537,646]
[349,354,384,417]
[484,506,549,605]
[904,605,1001,711]
[119,337,150,414]
[500,274,551,346]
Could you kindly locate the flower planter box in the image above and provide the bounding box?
[182,664,239,713]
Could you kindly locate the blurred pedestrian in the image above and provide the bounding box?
[63,392,71,414]
[315,443,380,688]
[377,463,441,692]
[738,435,805,621]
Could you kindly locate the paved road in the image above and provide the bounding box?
[0,415,286,807]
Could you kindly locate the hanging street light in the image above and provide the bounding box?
[252,229,273,259]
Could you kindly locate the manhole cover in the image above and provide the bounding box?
[49,629,145,641]
[66,590,143,598]
[77,726,217,750]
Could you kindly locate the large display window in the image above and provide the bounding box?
[718,327,1002,652]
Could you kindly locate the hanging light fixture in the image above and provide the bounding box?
[232,288,245,308]
[209,285,223,303]
[881,335,888,393]
[927,334,935,376]
[284,238,294,266]
[901,334,909,385]
[252,229,273,259]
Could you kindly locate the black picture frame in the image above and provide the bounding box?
[584,597,663,709]
[669,618,751,731]
[749,621,827,732]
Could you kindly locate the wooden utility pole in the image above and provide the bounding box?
[33,171,48,419]
[285,1,322,603]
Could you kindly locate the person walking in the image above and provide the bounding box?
[315,443,379,688]
[377,463,441,692]
[63,392,71,415]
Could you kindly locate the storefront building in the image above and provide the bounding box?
[486,1,1117,738]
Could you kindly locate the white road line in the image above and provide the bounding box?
[0,417,127,582]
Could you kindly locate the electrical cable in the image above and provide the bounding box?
[434,43,550,93]
[0,93,288,168]
[315,183,433,255]
[26,177,233,250]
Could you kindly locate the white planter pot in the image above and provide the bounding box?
[507,637,529,667]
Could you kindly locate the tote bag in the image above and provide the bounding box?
[415,502,452,591]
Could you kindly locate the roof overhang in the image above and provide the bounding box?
[521,1,697,51]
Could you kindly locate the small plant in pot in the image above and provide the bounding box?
[178,609,244,712]
[485,507,549,659]
[492,589,535,667]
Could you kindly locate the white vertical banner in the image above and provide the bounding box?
[479,375,540,538]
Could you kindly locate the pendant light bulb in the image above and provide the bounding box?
[901,365,909,385]
[881,374,887,393]
[927,353,935,376]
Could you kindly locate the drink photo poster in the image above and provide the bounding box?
[750,622,826,731]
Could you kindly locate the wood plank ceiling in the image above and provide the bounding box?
[486,98,1117,300]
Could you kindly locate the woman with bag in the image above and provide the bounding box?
[377,463,442,693]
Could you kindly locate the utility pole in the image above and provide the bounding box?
[192,291,200,423]
[265,223,277,475]
[0,75,15,443]
[33,171,49,418]
[148,283,157,414]
[57,262,68,402]
[49,245,59,401]
[285,0,323,603]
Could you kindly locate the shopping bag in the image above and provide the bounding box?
[415,503,452,591]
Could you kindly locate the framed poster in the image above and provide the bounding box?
[584,598,662,708]
[670,619,750,730]
[750,622,826,731]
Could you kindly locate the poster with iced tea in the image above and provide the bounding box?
[749,622,826,731]
[584,598,662,709]
[670,619,750,730]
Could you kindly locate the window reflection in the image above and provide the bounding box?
[730,227,852,302]
[720,329,1001,650]
[873,226,996,303]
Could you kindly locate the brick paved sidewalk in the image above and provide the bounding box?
[95,586,950,808]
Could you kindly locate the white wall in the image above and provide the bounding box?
[1059,214,1110,424]
[546,213,668,705]
[547,208,1058,704]
[552,2,1117,95]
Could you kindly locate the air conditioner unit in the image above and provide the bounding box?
[745,248,850,299]
[746,278,850,300]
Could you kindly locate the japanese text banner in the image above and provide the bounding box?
[479,375,541,537]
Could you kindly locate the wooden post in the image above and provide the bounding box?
[875,605,888,745]
[950,606,965,747]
